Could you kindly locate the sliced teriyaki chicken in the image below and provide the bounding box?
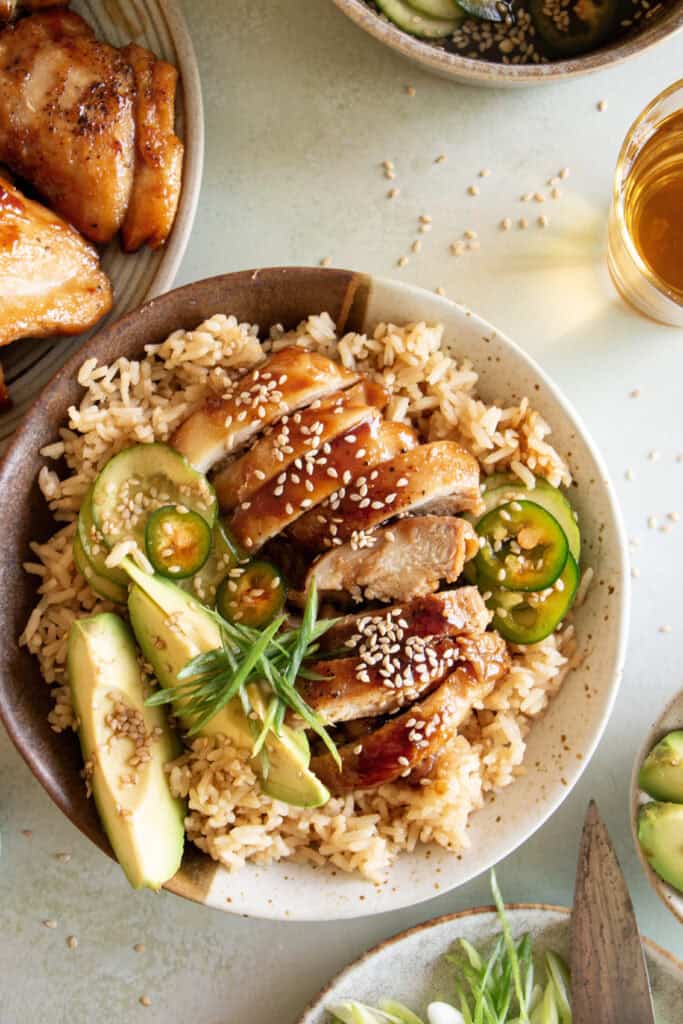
[319,587,491,654]
[289,441,482,551]
[171,347,359,473]
[306,515,479,603]
[229,416,418,551]
[0,11,136,243]
[0,176,112,346]
[298,631,508,725]
[120,43,183,253]
[312,661,502,794]
[213,380,389,512]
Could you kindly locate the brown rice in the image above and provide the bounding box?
[21,312,576,880]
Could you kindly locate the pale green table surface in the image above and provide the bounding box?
[2,2,683,1021]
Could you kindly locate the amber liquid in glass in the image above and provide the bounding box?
[623,111,683,294]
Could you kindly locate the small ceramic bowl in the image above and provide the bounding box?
[333,0,683,87]
[630,689,683,925]
[0,268,629,920]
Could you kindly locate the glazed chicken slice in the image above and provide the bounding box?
[0,11,136,243]
[229,416,418,551]
[119,43,183,252]
[0,176,112,346]
[213,381,388,512]
[319,587,491,654]
[312,661,502,794]
[289,441,481,551]
[172,347,359,473]
[299,632,508,725]
[306,514,478,603]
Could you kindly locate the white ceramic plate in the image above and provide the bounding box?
[297,904,682,1023]
[0,0,203,443]
[167,275,629,920]
[631,689,683,925]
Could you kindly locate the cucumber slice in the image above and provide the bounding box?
[376,0,461,37]
[408,0,463,18]
[73,532,128,605]
[77,484,129,587]
[475,500,569,592]
[91,443,217,554]
[479,473,580,562]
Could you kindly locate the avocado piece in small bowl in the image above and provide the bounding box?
[637,802,683,895]
[639,730,683,803]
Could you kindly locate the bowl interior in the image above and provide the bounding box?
[333,0,683,86]
[630,689,683,924]
[0,268,628,920]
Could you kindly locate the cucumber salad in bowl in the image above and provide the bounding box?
[21,310,586,891]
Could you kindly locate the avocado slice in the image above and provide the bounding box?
[639,730,683,803]
[125,561,329,808]
[637,801,683,894]
[67,613,185,890]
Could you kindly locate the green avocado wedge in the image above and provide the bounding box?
[637,801,683,894]
[639,731,683,803]
[67,613,185,891]
[124,561,330,808]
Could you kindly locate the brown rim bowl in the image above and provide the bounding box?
[333,0,683,86]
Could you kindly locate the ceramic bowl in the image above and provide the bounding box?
[333,0,683,87]
[298,904,682,1023]
[0,268,629,920]
[630,689,683,925]
[0,0,204,444]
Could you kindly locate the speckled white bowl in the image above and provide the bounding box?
[631,689,683,925]
[297,905,682,1023]
[0,269,629,920]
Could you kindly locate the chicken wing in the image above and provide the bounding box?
[0,175,112,346]
[119,43,183,252]
[305,514,479,603]
[0,11,136,243]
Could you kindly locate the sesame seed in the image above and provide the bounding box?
[631,567,640,579]
[559,167,570,180]
[411,239,422,254]
[435,286,446,296]
[668,511,680,522]
[319,256,332,267]
[134,943,146,953]
[450,242,464,256]
[435,153,447,164]
[55,852,71,863]
[518,217,529,230]
[419,222,432,234]
[629,388,641,398]
[551,187,561,200]
[648,515,658,529]
[384,167,396,180]
[597,99,608,112]
[66,935,78,950]
[387,187,400,199]
[500,217,512,231]
[43,919,58,929]
[648,450,660,461]
[625,468,634,481]
[521,192,533,202]
[534,192,545,203]
[537,215,549,228]
[21,829,33,838]
[353,744,363,755]
[397,255,408,268]
[405,85,416,96]
[139,996,152,1007]
[659,625,672,633]
[382,159,395,171]
[479,168,491,178]
[464,229,478,240]
[467,184,480,196]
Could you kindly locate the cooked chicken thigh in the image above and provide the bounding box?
[172,348,359,473]
[305,515,478,603]
[120,43,184,252]
[312,660,502,793]
[299,631,508,725]
[213,381,388,512]
[289,441,481,551]
[320,588,491,653]
[0,175,112,346]
[229,416,417,551]
[0,11,136,243]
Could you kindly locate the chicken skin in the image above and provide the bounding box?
[120,43,184,252]
[0,175,112,346]
[0,11,137,244]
